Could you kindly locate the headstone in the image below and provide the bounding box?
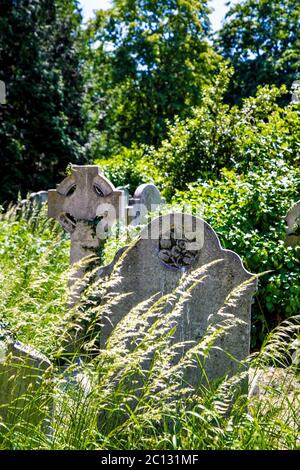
[29,190,48,205]
[48,165,125,266]
[127,183,165,226]
[285,201,300,247]
[48,166,164,268]
[47,165,164,351]
[17,191,48,221]
[97,213,257,389]
[0,326,52,428]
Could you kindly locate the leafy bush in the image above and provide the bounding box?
[99,77,299,201]
[174,163,300,348]
[95,145,160,195]
[151,82,299,198]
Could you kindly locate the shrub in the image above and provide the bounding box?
[151,83,300,199]
[94,145,160,195]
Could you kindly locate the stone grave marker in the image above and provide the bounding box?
[97,213,257,389]
[48,165,125,266]
[0,324,52,428]
[47,165,164,350]
[48,165,164,266]
[285,201,300,247]
[18,190,48,216]
[127,183,165,226]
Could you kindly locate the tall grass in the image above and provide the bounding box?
[0,204,299,450]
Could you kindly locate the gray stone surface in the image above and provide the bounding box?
[97,213,257,388]
[48,165,125,265]
[18,190,48,214]
[285,200,300,247]
[0,338,52,427]
[0,80,5,105]
[291,80,300,104]
[127,183,165,226]
[48,166,164,282]
[29,190,48,205]
[48,167,164,261]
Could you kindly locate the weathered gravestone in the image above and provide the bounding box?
[48,165,164,267]
[47,165,164,352]
[97,213,257,389]
[127,183,165,226]
[285,201,300,247]
[29,190,48,205]
[48,165,125,268]
[0,324,52,428]
[0,80,5,105]
[18,190,48,216]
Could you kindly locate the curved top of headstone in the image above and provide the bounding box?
[29,191,48,204]
[133,183,164,210]
[101,212,255,282]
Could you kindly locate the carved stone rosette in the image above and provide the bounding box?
[158,228,200,270]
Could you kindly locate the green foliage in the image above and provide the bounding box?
[0,203,69,353]
[84,0,221,158]
[0,0,299,447]
[144,80,300,348]
[0,0,87,203]
[95,145,159,194]
[217,0,300,104]
[151,78,300,198]
[174,163,300,348]
[0,207,299,450]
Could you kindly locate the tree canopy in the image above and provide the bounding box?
[84,0,221,158]
[0,0,87,202]
[217,0,300,104]
[0,0,299,202]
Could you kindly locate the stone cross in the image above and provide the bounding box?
[48,165,125,266]
[48,166,165,267]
